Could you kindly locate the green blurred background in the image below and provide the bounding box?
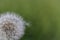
[0,0,60,40]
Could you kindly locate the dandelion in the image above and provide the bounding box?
[0,12,27,40]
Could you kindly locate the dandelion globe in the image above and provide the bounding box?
[0,12,27,40]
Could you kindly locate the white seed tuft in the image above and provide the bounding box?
[0,12,27,40]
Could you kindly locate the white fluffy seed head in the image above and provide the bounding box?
[0,12,27,40]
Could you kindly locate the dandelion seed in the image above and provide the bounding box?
[0,12,28,40]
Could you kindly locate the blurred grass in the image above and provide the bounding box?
[0,0,60,40]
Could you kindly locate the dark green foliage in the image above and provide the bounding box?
[0,0,60,40]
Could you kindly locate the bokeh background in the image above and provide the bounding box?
[0,0,60,40]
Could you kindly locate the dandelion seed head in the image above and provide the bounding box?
[0,12,27,40]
